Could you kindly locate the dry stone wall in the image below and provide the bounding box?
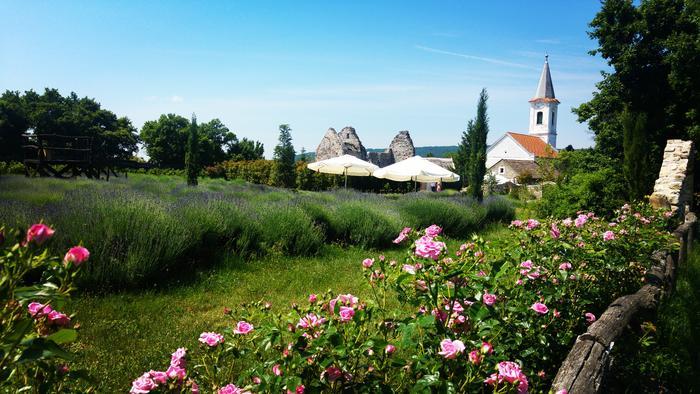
[649,140,695,217]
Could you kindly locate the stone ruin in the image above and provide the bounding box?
[315,127,415,167]
[650,139,695,217]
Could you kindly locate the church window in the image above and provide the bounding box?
[551,112,555,125]
[536,111,543,125]
[499,167,505,174]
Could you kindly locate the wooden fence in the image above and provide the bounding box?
[551,211,697,393]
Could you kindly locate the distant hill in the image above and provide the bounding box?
[296,145,458,161]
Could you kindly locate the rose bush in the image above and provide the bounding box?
[128,203,675,393]
[0,224,90,391]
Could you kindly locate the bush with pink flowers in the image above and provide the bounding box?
[0,224,90,391]
[127,203,675,393]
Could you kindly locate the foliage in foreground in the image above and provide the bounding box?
[126,204,674,393]
[0,224,90,392]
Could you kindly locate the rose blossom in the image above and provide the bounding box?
[166,365,186,381]
[575,214,588,227]
[362,258,374,269]
[47,310,71,326]
[482,292,497,306]
[323,366,343,382]
[402,264,416,274]
[148,371,168,385]
[585,312,597,324]
[338,306,355,322]
[25,224,55,245]
[170,348,187,369]
[414,235,446,260]
[393,227,412,244]
[550,223,560,239]
[385,344,396,354]
[562,217,573,227]
[308,294,317,303]
[526,219,540,230]
[481,341,494,354]
[272,364,282,376]
[27,302,52,317]
[520,260,533,269]
[510,220,523,228]
[198,332,225,347]
[438,338,465,359]
[468,350,481,365]
[558,262,572,271]
[531,302,549,315]
[218,384,251,394]
[233,321,254,335]
[425,224,442,238]
[63,246,90,266]
[130,373,157,394]
[297,313,326,329]
[603,231,615,241]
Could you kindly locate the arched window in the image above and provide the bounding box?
[551,111,555,126]
[499,167,505,174]
[536,111,543,125]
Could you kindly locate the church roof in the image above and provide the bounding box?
[507,132,558,158]
[529,56,559,104]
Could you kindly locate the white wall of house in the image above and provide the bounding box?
[485,136,533,168]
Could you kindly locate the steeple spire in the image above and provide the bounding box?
[534,55,555,99]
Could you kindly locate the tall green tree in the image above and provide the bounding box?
[230,138,264,161]
[453,124,472,189]
[0,91,30,162]
[140,114,190,168]
[466,89,489,201]
[574,0,700,177]
[273,124,296,188]
[622,109,653,200]
[185,114,199,186]
[198,118,237,166]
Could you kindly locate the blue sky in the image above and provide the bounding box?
[1,1,609,157]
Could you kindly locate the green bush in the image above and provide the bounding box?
[538,168,627,218]
[483,195,516,223]
[330,202,397,248]
[258,206,324,256]
[400,198,486,237]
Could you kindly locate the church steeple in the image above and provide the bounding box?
[528,55,559,148]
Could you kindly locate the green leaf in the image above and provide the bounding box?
[47,329,78,345]
[17,338,75,363]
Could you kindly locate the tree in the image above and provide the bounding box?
[185,114,199,186]
[574,0,700,174]
[622,109,653,200]
[466,89,490,201]
[140,114,190,168]
[0,91,30,162]
[453,124,472,189]
[273,124,296,188]
[199,118,237,166]
[296,147,315,190]
[230,138,264,161]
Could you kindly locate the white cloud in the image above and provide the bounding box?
[170,95,184,103]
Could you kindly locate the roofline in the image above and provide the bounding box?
[486,132,536,159]
[528,97,560,104]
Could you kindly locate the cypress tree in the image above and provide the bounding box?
[273,124,296,188]
[454,122,472,189]
[467,89,489,201]
[185,114,199,186]
[622,109,652,200]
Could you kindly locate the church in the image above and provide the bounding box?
[485,56,559,185]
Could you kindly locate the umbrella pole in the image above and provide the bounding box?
[344,170,348,189]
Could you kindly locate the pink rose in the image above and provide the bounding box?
[252,377,262,384]
[27,302,49,317]
[481,341,494,354]
[25,224,55,245]
[483,292,497,306]
[323,366,343,382]
[402,264,416,274]
[498,361,525,384]
[558,262,572,271]
[338,306,355,322]
[170,348,187,369]
[585,312,596,324]
[425,224,442,238]
[198,332,225,347]
[526,219,539,230]
[520,260,533,269]
[63,246,90,266]
[297,313,326,329]
[166,365,186,381]
[47,310,71,326]
[414,236,446,260]
[550,223,560,239]
[438,338,465,359]
[393,227,412,244]
[511,220,523,228]
[385,344,396,354]
[468,350,481,365]
[130,373,157,394]
[575,214,588,227]
[562,218,573,227]
[531,302,549,315]
[272,364,282,376]
[218,384,251,394]
[308,294,317,303]
[190,380,200,394]
[556,390,568,394]
[603,231,615,241]
[148,371,168,385]
[233,321,254,335]
[362,258,374,269]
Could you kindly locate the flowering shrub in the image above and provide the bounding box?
[0,224,90,391]
[129,204,675,393]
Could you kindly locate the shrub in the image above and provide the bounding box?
[400,198,486,237]
[538,168,627,218]
[329,202,397,248]
[258,205,324,256]
[483,195,516,223]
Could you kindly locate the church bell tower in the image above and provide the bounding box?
[528,55,559,148]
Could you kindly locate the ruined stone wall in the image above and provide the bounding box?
[650,139,695,216]
[314,127,416,167]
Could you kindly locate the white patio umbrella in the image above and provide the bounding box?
[372,156,460,189]
[307,154,379,188]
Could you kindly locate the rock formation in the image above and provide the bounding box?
[338,127,367,160]
[388,130,415,163]
[315,128,344,161]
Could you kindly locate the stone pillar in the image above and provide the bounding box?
[649,140,695,217]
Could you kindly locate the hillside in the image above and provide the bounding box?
[296,145,457,161]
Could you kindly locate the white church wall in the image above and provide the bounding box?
[485,136,533,168]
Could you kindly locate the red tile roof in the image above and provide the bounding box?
[507,132,558,158]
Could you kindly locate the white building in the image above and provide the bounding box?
[485,56,559,184]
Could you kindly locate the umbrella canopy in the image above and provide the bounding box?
[307,154,378,176]
[372,156,460,183]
